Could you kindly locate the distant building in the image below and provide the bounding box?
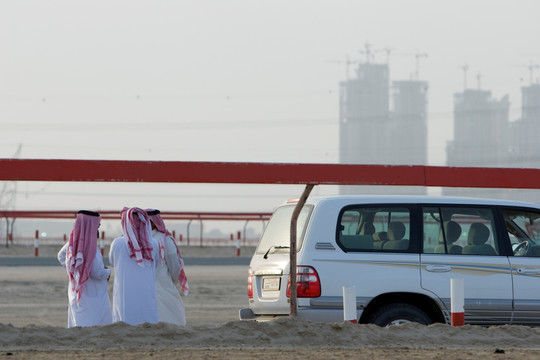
[339,63,390,166]
[392,80,428,166]
[444,88,514,198]
[512,83,540,168]
[446,89,511,168]
[339,62,428,195]
[337,54,540,200]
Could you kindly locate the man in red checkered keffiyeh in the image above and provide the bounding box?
[147,209,188,326]
[121,207,155,265]
[109,207,160,325]
[58,210,112,327]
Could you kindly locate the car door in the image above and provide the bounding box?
[501,207,540,325]
[420,205,513,325]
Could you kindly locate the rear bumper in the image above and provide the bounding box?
[239,307,357,323]
[239,308,288,321]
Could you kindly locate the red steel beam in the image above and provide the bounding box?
[1,158,540,189]
[0,210,272,221]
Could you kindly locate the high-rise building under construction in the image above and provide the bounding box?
[512,83,540,168]
[446,89,511,168]
[339,60,428,194]
[444,81,540,200]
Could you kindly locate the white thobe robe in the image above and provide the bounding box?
[58,243,112,328]
[153,230,186,326]
[109,236,159,325]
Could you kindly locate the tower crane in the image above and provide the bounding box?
[413,51,428,81]
[358,42,374,64]
[508,62,539,86]
[527,63,539,85]
[476,71,483,90]
[373,47,393,64]
[325,54,359,81]
[393,49,428,80]
[460,63,469,90]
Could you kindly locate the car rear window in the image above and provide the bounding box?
[255,204,313,255]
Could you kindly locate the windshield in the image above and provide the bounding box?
[255,204,313,254]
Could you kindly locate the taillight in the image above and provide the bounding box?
[247,268,253,298]
[286,266,321,298]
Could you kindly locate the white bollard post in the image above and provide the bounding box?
[343,285,357,323]
[451,278,465,326]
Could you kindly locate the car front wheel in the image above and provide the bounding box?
[368,303,432,327]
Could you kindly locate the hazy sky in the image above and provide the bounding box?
[1,0,539,219]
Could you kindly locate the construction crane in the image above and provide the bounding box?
[393,49,428,80]
[325,54,359,81]
[372,47,393,64]
[508,62,540,85]
[358,42,374,64]
[476,71,483,90]
[460,63,469,90]
[413,51,428,80]
[527,63,539,85]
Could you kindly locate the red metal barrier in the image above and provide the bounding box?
[2,159,540,189]
[0,210,272,221]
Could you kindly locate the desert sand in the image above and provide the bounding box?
[2,245,540,359]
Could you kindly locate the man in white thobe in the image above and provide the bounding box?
[109,207,159,325]
[57,210,112,327]
[146,209,188,326]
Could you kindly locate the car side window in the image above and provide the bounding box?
[423,206,499,256]
[502,208,540,257]
[338,206,411,252]
[423,207,444,254]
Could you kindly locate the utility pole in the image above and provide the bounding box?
[1,144,21,247]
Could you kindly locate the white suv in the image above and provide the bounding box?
[240,195,540,326]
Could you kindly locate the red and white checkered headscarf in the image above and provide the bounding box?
[66,210,101,303]
[120,207,154,266]
[146,209,189,296]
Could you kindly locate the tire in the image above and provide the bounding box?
[368,303,432,327]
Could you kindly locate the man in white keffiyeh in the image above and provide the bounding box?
[146,209,188,326]
[109,207,159,325]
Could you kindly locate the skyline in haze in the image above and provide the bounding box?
[1,0,539,218]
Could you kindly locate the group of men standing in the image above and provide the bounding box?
[57,207,188,328]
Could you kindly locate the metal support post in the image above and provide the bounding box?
[289,184,315,317]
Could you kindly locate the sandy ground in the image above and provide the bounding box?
[3,245,540,359]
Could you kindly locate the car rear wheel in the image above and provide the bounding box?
[368,303,432,327]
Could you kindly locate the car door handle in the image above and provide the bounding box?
[425,265,452,272]
[517,268,540,275]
